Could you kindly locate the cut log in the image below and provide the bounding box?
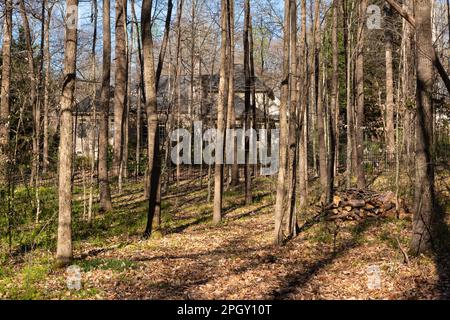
[344,199,366,208]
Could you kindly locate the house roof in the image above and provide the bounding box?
[75,64,275,119]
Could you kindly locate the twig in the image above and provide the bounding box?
[396,236,410,265]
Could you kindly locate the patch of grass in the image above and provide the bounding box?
[0,262,50,299]
[309,223,334,244]
[65,288,104,300]
[379,231,398,249]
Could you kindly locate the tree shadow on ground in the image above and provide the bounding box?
[163,213,212,235]
[224,203,272,222]
[270,218,387,299]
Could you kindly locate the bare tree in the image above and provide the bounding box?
[213,0,229,224]
[244,0,252,205]
[113,0,128,177]
[329,0,339,198]
[410,0,435,255]
[19,0,39,186]
[354,0,367,189]
[142,0,162,238]
[99,0,113,212]
[56,0,79,266]
[0,0,12,185]
[274,0,290,245]
[385,4,395,156]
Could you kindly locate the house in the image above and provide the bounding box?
[73,64,279,157]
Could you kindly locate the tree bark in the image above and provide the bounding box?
[274,0,290,245]
[43,3,54,174]
[19,0,39,186]
[113,0,128,177]
[298,0,308,211]
[286,0,299,237]
[329,0,339,194]
[244,0,252,205]
[227,0,239,187]
[0,0,12,186]
[99,0,113,212]
[213,0,229,224]
[56,0,78,266]
[142,0,162,238]
[410,0,435,255]
[385,4,395,156]
[354,0,367,189]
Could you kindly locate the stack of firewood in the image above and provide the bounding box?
[324,189,411,221]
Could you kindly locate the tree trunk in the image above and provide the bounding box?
[227,0,239,187]
[286,0,298,236]
[142,0,162,238]
[274,0,290,245]
[354,0,367,189]
[19,0,39,186]
[344,0,354,188]
[113,0,128,177]
[56,0,78,266]
[0,0,12,186]
[329,0,339,193]
[43,3,54,175]
[244,0,252,205]
[385,4,395,156]
[410,0,435,256]
[314,0,329,204]
[298,0,308,211]
[99,0,113,212]
[213,0,229,224]
[89,0,98,223]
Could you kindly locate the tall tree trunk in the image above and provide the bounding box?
[329,0,339,195]
[113,0,128,177]
[152,0,174,238]
[56,0,78,266]
[313,0,329,204]
[274,0,290,245]
[385,4,395,156]
[227,0,238,187]
[286,0,298,237]
[19,0,39,186]
[410,0,435,255]
[0,0,12,186]
[89,0,98,223]
[213,0,229,224]
[99,0,113,212]
[43,3,54,174]
[298,0,308,211]
[354,0,367,189]
[344,0,354,188]
[244,0,252,205]
[142,0,162,238]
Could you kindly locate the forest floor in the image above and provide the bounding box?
[1,174,450,300]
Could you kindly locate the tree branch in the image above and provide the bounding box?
[384,0,450,94]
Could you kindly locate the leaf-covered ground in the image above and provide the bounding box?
[1,176,449,300]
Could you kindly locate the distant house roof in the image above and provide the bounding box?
[75,64,275,120]
[156,64,275,119]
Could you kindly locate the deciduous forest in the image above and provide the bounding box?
[0,0,449,300]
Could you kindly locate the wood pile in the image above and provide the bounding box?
[325,189,411,221]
